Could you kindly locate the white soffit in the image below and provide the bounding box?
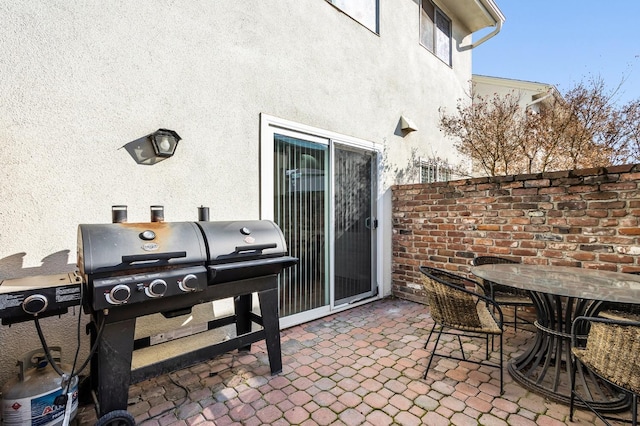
[439,0,505,33]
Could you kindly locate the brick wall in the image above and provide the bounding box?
[391,164,640,304]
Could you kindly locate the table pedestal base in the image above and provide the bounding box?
[509,293,629,412]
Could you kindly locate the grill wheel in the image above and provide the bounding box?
[95,409,135,426]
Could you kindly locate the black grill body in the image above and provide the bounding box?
[78,222,209,311]
[77,218,296,417]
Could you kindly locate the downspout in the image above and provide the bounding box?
[469,19,502,49]
[467,0,504,49]
[526,90,554,110]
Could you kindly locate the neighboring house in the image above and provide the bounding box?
[468,75,562,176]
[473,74,560,113]
[0,1,504,385]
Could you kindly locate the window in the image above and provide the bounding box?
[420,0,451,65]
[420,160,452,183]
[327,0,378,33]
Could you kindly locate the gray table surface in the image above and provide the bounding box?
[472,263,640,304]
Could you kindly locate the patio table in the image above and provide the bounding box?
[472,263,640,411]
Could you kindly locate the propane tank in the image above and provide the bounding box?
[1,347,78,426]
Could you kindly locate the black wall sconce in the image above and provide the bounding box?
[122,128,183,165]
[150,128,181,158]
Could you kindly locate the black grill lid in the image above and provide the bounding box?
[78,222,207,275]
[197,220,289,264]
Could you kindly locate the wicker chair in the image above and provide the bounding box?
[419,266,504,394]
[570,315,640,425]
[471,256,533,331]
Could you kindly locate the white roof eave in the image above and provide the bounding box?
[439,0,505,33]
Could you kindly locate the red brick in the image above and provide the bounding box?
[393,168,640,304]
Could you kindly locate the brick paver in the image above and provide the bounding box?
[73,298,633,425]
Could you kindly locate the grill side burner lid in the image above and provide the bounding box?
[197,220,297,283]
[197,220,288,263]
[78,221,207,276]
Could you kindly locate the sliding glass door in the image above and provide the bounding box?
[334,145,377,305]
[273,133,329,317]
[262,116,378,324]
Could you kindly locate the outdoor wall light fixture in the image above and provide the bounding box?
[400,116,418,133]
[150,128,181,158]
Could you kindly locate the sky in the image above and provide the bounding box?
[472,1,640,104]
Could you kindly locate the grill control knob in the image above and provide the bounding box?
[146,279,167,298]
[108,284,131,305]
[179,274,199,292]
[23,294,48,315]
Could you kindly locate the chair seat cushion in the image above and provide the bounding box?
[476,303,502,335]
[494,294,534,305]
[451,303,502,335]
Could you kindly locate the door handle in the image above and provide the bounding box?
[365,217,378,230]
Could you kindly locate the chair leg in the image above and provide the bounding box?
[569,355,578,421]
[499,333,503,395]
[485,335,489,359]
[633,392,637,426]
[457,335,466,360]
[424,323,437,349]
[513,306,518,332]
[425,327,444,379]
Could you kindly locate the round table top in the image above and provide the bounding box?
[471,264,640,303]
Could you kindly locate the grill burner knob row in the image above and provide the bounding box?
[145,279,168,298]
[178,274,199,292]
[22,294,48,315]
[107,284,131,305]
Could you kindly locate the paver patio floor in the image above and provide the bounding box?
[74,297,630,425]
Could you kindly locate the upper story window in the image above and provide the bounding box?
[327,0,379,33]
[420,0,452,65]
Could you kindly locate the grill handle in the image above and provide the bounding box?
[121,251,187,264]
[234,243,277,253]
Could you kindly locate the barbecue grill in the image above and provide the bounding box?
[77,206,296,418]
[78,221,209,311]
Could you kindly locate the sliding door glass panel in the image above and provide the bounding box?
[334,145,376,305]
[274,134,329,317]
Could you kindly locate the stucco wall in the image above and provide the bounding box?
[0,0,474,385]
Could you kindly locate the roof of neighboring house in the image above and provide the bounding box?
[472,74,563,108]
[473,74,555,92]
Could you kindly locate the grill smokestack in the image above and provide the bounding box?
[112,205,128,223]
[150,205,165,222]
[198,206,210,221]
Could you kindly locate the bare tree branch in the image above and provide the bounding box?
[439,75,640,176]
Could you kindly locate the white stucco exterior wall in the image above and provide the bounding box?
[0,0,481,386]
